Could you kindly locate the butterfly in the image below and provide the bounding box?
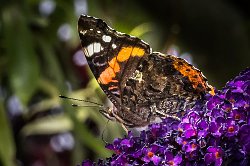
[77,15,214,130]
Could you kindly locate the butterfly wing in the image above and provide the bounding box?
[122,52,214,120]
[78,15,151,110]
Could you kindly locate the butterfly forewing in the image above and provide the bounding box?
[78,15,151,109]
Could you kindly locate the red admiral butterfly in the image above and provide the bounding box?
[78,15,214,129]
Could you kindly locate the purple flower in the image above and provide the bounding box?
[81,68,250,166]
[81,160,94,166]
[208,116,225,138]
[243,80,250,95]
[211,108,224,118]
[224,118,239,137]
[204,147,223,166]
[227,80,245,93]
[164,152,182,166]
[220,101,232,113]
[239,124,250,154]
[197,120,209,137]
[141,145,162,165]
[231,108,246,121]
[206,95,223,110]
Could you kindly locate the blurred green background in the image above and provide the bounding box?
[0,0,249,166]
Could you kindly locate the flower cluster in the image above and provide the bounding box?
[81,68,250,166]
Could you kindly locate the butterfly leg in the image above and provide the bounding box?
[120,123,129,134]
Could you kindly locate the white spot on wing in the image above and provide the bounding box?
[93,42,103,53]
[102,35,112,42]
[79,30,87,35]
[85,42,103,57]
[112,44,117,49]
[86,44,94,57]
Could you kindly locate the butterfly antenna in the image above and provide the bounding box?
[71,104,104,108]
[59,95,103,107]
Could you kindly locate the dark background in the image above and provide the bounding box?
[0,0,249,165]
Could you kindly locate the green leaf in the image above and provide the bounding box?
[129,22,153,37]
[3,7,39,105]
[0,101,15,166]
[21,114,72,136]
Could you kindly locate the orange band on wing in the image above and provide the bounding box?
[131,47,145,57]
[173,61,214,95]
[109,58,120,73]
[98,46,145,84]
[117,47,145,62]
[117,47,132,62]
[98,67,117,84]
[173,61,209,91]
[98,58,120,84]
